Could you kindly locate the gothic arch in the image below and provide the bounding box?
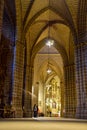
[24,7,77,43]
[31,38,68,66]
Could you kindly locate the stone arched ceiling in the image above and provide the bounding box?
[14,0,87,79]
[21,0,79,63]
[6,0,87,49]
[18,0,82,79]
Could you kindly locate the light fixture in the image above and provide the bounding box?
[46,38,52,74]
[46,32,53,74]
[47,66,52,74]
[46,0,54,74]
[46,39,54,47]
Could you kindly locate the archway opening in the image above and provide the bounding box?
[33,42,64,117]
[45,76,61,117]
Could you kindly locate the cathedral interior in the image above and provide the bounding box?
[0,0,87,119]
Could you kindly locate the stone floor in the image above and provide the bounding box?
[0,117,87,130]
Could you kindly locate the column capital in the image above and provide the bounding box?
[26,64,34,69]
[74,42,87,48]
[15,40,25,47]
[64,64,75,68]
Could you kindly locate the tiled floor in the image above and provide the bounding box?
[0,117,87,130]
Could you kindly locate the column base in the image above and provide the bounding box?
[12,106,23,118]
[76,106,87,119]
[23,109,32,117]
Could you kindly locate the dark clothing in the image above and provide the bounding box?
[33,104,38,117]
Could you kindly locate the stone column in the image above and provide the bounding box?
[64,64,76,118]
[11,41,25,117]
[0,0,4,41]
[24,65,33,117]
[33,82,39,106]
[60,80,64,117]
[75,43,87,119]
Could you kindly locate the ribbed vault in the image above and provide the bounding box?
[1,0,87,118]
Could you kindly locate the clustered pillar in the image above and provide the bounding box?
[12,41,25,117]
[0,0,4,41]
[75,43,87,119]
[24,65,33,117]
[64,64,76,118]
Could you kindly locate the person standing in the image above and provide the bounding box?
[33,104,38,117]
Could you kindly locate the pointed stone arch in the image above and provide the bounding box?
[24,7,77,42]
[31,38,68,66]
